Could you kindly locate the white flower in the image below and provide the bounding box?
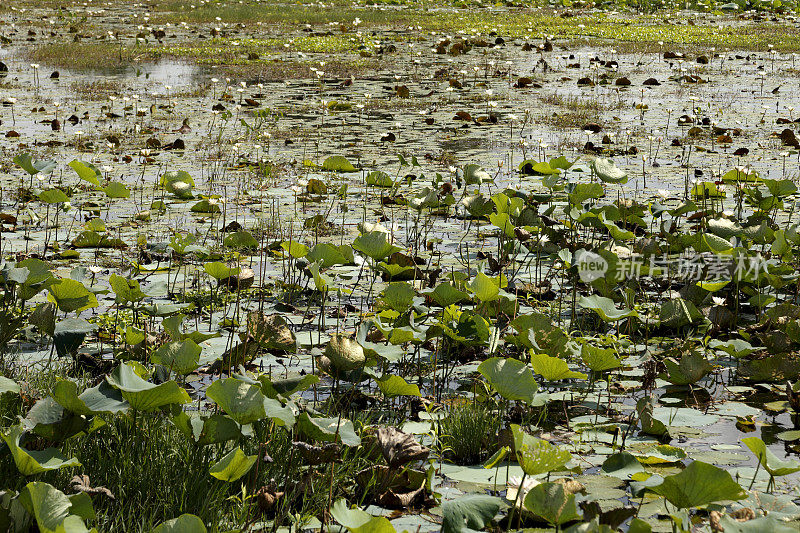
[507,476,540,505]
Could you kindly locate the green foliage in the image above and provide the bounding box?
[650,461,747,508]
[438,404,501,464]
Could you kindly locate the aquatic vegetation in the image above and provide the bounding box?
[1,0,800,531]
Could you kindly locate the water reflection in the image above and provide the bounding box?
[63,60,205,89]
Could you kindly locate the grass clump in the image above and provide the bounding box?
[70,79,125,100]
[438,403,502,465]
[28,42,144,70]
[0,370,378,532]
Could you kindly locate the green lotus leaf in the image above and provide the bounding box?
[578,295,638,322]
[322,155,358,172]
[376,262,415,280]
[520,159,560,175]
[633,445,687,465]
[151,339,201,375]
[697,280,731,292]
[650,406,718,427]
[223,230,258,249]
[530,352,587,381]
[308,260,330,292]
[366,171,394,187]
[109,274,146,304]
[581,344,621,372]
[690,233,733,254]
[47,278,98,313]
[106,363,190,412]
[1,425,81,476]
[23,396,89,441]
[17,258,54,300]
[38,188,69,204]
[661,352,712,386]
[591,157,628,184]
[468,272,500,302]
[209,447,257,482]
[711,339,759,360]
[691,181,726,199]
[352,231,401,261]
[15,153,57,176]
[511,424,571,476]
[601,452,644,479]
[637,397,667,437]
[71,230,127,249]
[161,171,195,199]
[203,262,238,281]
[463,164,492,185]
[151,514,207,533]
[297,413,360,447]
[19,482,94,533]
[190,199,221,214]
[425,282,469,307]
[722,167,759,183]
[263,397,296,428]
[281,240,309,258]
[0,375,20,395]
[171,412,242,446]
[707,218,742,240]
[478,357,540,404]
[381,282,415,312]
[139,302,194,317]
[53,317,96,358]
[489,212,515,238]
[69,160,102,186]
[103,182,129,199]
[330,499,396,533]
[717,514,797,533]
[307,243,353,268]
[522,482,581,526]
[53,380,128,416]
[322,334,366,372]
[441,495,501,533]
[28,302,56,336]
[650,460,747,508]
[206,378,267,425]
[247,313,297,353]
[375,374,420,398]
[257,374,319,400]
[742,436,800,477]
[460,193,495,218]
[569,182,605,205]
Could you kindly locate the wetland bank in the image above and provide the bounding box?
[2,0,800,531]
